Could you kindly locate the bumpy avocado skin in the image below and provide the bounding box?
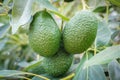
[42,49,73,77]
[29,11,61,57]
[63,10,98,54]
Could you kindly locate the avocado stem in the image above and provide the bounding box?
[81,0,86,10]
[94,40,97,55]
[61,20,64,31]
[60,73,75,80]
[81,0,89,10]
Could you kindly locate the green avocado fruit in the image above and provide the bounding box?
[42,49,73,77]
[63,10,98,54]
[29,11,61,57]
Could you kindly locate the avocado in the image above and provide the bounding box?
[63,10,98,54]
[42,49,73,77]
[29,11,61,57]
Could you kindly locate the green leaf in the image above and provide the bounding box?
[88,0,106,10]
[108,0,120,7]
[0,70,27,77]
[0,6,8,15]
[93,6,112,13]
[76,52,93,73]
[32,0,57,15]
[88,65,106,80]
[23,59,46,75]
[73,52,93,79]
[10,0,33,34]
[0,70,49,80]
[0,38,8,51]
[74,65,106,80]
[32,0,69,21]
[32,77,43,80]
[0,75,31,80]
[17,61,30,68]
[0,15,9,24]
[32,74,60,80]
[73,65,87,80]
[48,10,69,21]
[0,72,30,79]
[111,30,120,41]
[67,63,79,74]
[73,52,106,80]
[3,0,12,5]
[85,45,120,67]
[93,6,106,13]
[95,21,111,47]
[108,60,120,80]
[24,59,43,71]
[35,0,57,11]
[0,24,9,38]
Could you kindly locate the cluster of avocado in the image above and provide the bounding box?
[28,10,98,77]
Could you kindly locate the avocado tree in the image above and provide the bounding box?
[0,0,120,80]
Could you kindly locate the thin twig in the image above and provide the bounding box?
[60,73,75,80]
[105,0,109,24]
[61,20,64,31]
[81,0,86,10]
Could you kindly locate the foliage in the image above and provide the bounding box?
[0,0,120,80]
